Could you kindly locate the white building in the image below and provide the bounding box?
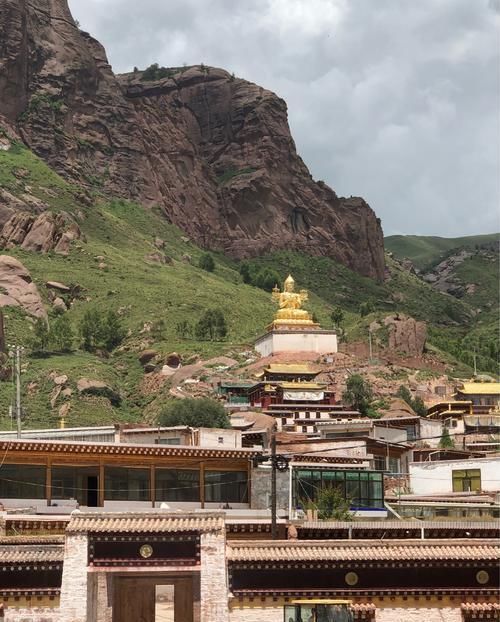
[409,457,500,495]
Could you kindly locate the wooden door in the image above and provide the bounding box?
[113,575,193,622]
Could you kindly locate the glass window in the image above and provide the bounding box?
[0,464,46,499]
[104,467,149,501]
[155,469,199,502]
[284,604,354,622]
[204,471,248,503]
[452,468,481,492]
[294,469,384,510]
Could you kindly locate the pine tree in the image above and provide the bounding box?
[101,310,126,351]
[79,309,102,351]
[31,318,50,353]
[439,427,455,449]
[51,315,74,352]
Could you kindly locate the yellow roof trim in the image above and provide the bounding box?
[265,364,317,374]
[280,382,326,390]
[457,383,500,395]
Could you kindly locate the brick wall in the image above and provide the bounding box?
[4,608,58,622]
[229,604,282,622]
[59,534,89,622]
[200,530,229,622]
[375,606,462,621]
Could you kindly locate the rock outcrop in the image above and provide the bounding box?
[0,0,385,280]
[0,255,46,317]
[0,211,82,254]
[383,314,427,356]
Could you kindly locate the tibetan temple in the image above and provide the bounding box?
[0,511,498,621]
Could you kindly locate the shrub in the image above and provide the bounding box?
[159,397,230,428]
[342,374,373,416]
[30,318,50,353]
[198,252,215,272]
[50,315,74,352]
[79,308,125,352]
[331,306,344,328]
[194,308,227,341]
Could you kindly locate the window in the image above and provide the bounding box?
[284,603,354,622]
[155,469,200,502]
[293,469,384,510]
[104,467,149,501]
[0,464,46,499]
[452,468,481,492]
[373,456,386,471]
[204,471,248,504]
[157,438,181,445]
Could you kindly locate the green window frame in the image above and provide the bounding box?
[452,468,481,492]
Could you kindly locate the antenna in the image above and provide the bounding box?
[8,345,24,439]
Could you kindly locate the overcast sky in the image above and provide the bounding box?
[69,0,499,237]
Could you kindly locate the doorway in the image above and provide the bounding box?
[87,475,98,507]
[112,575,194,622]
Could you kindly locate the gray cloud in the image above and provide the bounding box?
[69,0,499,236]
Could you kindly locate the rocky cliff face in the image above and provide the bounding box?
[0,0,385,280]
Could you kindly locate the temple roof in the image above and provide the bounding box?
[457,382,500,395]
[0,545,64,564]
[67,511,225,534]
[227,538,500,562]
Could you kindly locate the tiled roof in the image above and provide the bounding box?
[458,383,500,395]
[461,603,500,612]
[297,520,500,531]
[227,539,500,562]
[67,511,225,534]
[0,535,64,545]
[0,545,63,564]
[0,438,260,458]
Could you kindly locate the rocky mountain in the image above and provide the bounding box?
[0,0,384,280]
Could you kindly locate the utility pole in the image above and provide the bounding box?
[368,330,373,362]
[271,425,277,539]
[473,349,477,376]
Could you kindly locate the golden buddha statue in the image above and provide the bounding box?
[269,274,317,328]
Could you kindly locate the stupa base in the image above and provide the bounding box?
[255,328,338,357]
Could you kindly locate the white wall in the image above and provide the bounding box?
[409,457,500,494]
[255,331,337,356]
[418,418,443,448]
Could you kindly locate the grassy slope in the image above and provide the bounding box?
[0,141,496,429]
[385,233,499,270]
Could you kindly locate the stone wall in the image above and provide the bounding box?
[375,606,461,621]
[200,530,229,622]
[59,534,89,622]
[3,608,58,622]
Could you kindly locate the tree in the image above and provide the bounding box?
[314,486,353,520]
[30,318,50,353]
[159,397,230,428]
[359,301,375,317]
[254,268,281,292]
[396,385,427,417]
[413,396,427,417]
[439,427,455,449]
[396,385,413,406]
[51,315,74,352]
[239,262,252,284]
[79,308,125,352]
[342,374,373,416]
[331,306,344,328]
[194,309,227,341]
[101,310,126,351]
[175,319,192,339]
[198,252,215,272]
[79,309,102,351]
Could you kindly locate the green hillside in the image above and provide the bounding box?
[385,233,499,270]
[0,138,497,430]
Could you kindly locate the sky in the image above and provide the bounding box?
[69,0,500,237]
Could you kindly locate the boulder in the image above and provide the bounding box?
[144,252,170,265]
[0,255,46,317]
[383,314,427,356]
[53,374,68,386]
[138,350,158,365]
[52,297,67,312]
[77,378,121,405]
[165,352,181,368]
[0,211,81,254]
[58,402,70,418]
[154,237,165,249]
[46,280,70,292]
